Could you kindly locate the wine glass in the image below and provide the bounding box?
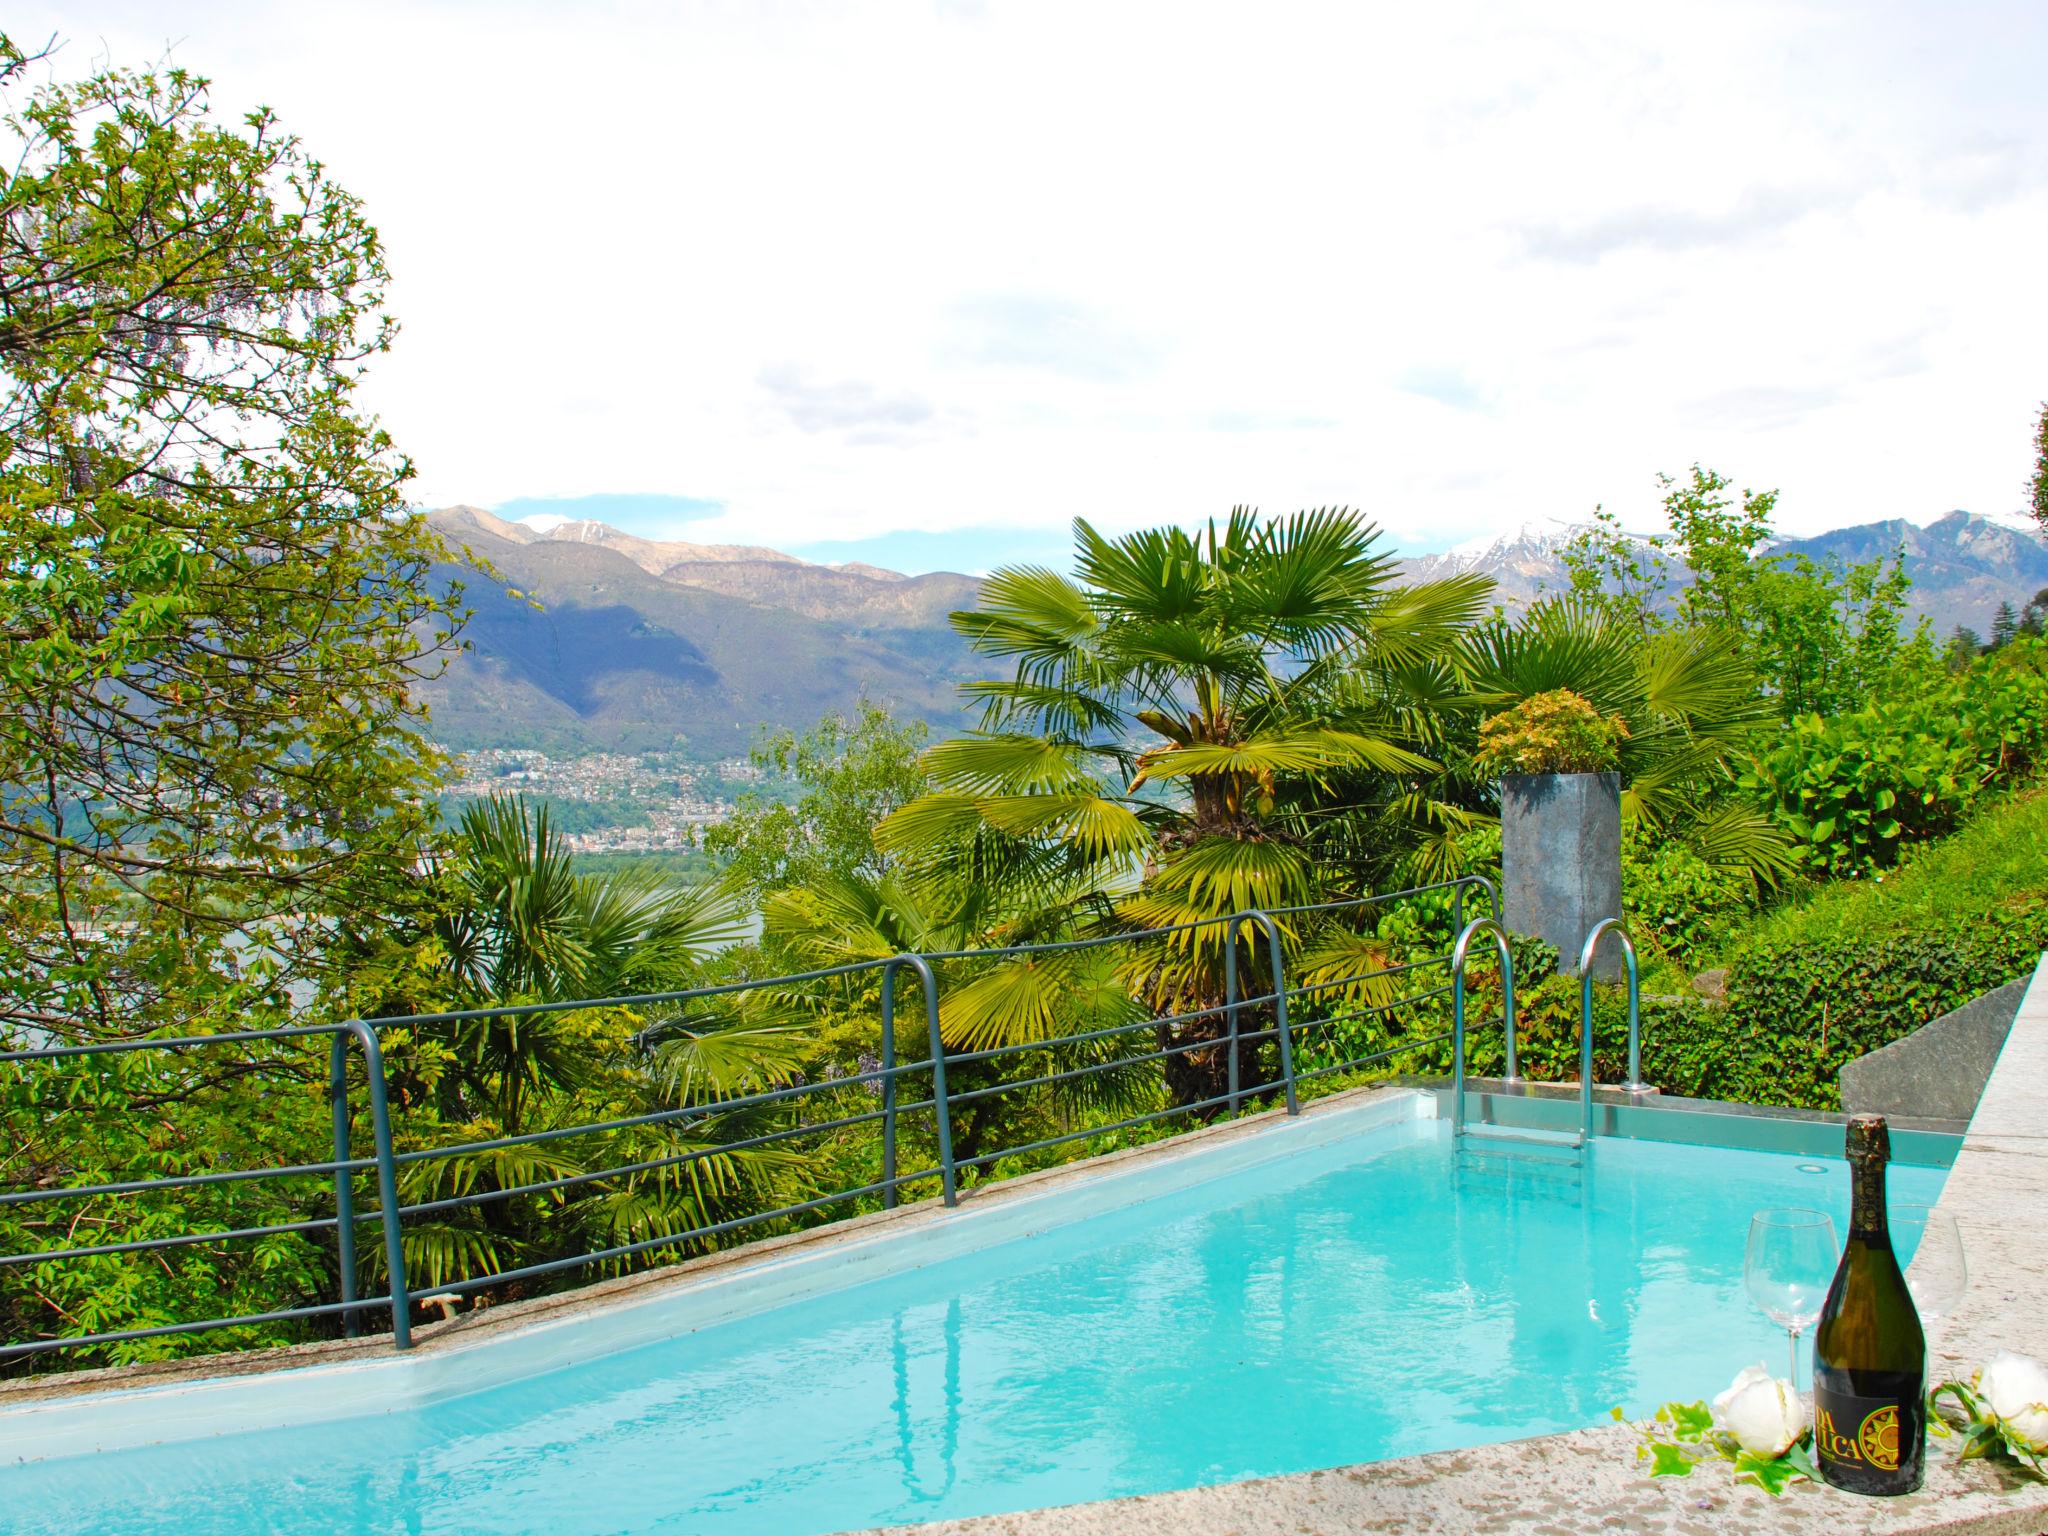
[1892,1203,1967,1322]
[1746,1208,1840,1387]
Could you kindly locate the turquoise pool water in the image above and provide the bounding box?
[1,1118,1946,1536]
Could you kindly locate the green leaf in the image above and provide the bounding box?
[1664,1400,1714,1440]
[1647,1442,1699,1478]
[1732,1451,1808,1496]
[1960,1425,2001,1461]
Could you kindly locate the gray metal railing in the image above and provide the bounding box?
[1576,918,1646,1142]
[0,875,1507,1366]
[1448,917,1516,1138]
[1447,915,1647,1147]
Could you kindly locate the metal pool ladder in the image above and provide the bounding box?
[1448,916,1644,1159]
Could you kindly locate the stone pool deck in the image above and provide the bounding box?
[865,952,2048,1536]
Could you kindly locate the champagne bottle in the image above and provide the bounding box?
[1811,1113,1927,1495]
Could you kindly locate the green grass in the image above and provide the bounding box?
[1738,780,2048,951]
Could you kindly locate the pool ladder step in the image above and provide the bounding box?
[1457,1123,1586,1159]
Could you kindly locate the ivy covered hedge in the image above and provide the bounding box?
[1516,784,2048,1110]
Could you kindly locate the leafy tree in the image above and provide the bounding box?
[2030,401,2048,534]
[703,699,929,910]
[1662,466,1781,634]
[0,37,462,1042]
[878,510,1493,1105]
[1559,502,1672,625]
[1560,467,1913,719]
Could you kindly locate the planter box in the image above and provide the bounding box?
[1501,770,1622,980]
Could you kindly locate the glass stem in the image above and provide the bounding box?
[1788,1326,1801,1390]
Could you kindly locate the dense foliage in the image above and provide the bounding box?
[1743,637,2048,876]
[876,509,1492,1106]
[1540,785,2048,1108]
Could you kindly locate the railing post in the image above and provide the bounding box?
[344,1020,411,1350]
[892,955,956,1207]
[327,1032,360,1339]
[1239,912,1298,1115]
[1223,924,1242,1115]
[880,964,900,1209]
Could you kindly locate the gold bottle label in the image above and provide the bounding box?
[1815,1395,1902,1471]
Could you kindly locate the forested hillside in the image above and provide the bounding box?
[418,507,982,756]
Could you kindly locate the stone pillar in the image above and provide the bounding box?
[1501,770,1623,980]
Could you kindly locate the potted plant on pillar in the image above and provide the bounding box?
[1474,690,1628,979]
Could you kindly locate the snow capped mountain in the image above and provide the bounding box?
[1439,520,1585,563]
[1398,521,1591,605]
[1397,510,2046,632]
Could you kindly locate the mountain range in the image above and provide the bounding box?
[418,506,2048,758]
[1398,510,2048,633]
[420,507,982,758]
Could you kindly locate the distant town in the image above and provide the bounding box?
[439,748,769,853]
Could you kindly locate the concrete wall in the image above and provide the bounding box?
[1838,976,2027,1125]
[1500,770,1623,979]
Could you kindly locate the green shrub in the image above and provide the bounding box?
[1742,707,1974,877]
[1509,976,1722,1088]
[1622,835,1758,965]
[1474,689,1628,776]
[1744,638,2048,877]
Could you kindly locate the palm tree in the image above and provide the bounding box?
[1457,597,1797,878]
[382,795,808,1293]
[878,510,1493,1107]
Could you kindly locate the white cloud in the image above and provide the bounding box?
[17,0,2048,554]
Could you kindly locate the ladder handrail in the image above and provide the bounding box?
[1449,917,1516,1138]
[1576,918,1644,1142]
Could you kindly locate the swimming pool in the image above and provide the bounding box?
[0,1094,1949,1536]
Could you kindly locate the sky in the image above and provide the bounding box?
[17,1,2048,571]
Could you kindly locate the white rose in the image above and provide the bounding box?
[1978,1353,2048,1452]
[1713,1364,1809,1458]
